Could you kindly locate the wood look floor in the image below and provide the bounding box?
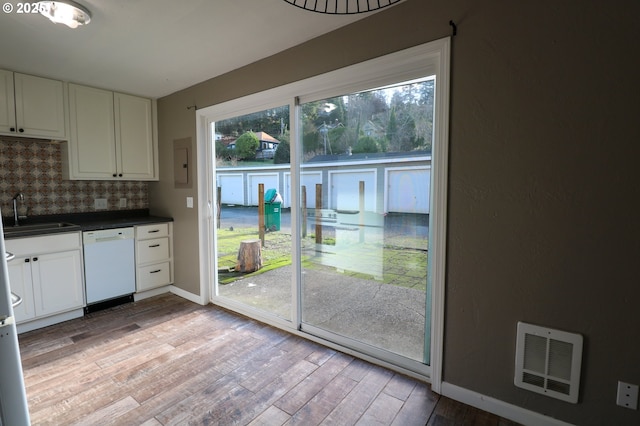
[18,294,519,425]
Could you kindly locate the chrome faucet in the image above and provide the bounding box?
[13,193,24,226]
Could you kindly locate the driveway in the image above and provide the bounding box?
[218,205,428,237]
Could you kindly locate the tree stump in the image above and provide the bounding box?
[236,239,262,273]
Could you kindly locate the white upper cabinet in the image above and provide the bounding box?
[67,84,117,178]
[0,70,16,133]
[64,83,158,180]
[115,93,156,179]
[0,70,67,139]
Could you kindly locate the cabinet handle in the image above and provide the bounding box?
[113,173,117,177]
[32,257,38,261]
[118,174,123,177]
[150,269,162,274]
[19,128,24,133]
[148,229,160,233]
[10,127,16,132]
[25,258,30,263]
[149,244,160,248]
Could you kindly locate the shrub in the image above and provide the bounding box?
[352,136,380,154]
[235,131,259,160]
[274,139,290,164]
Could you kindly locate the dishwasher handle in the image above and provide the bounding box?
[83,228,135,244]
[94,235,132,243]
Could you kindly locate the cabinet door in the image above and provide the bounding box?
[68,84,117,179]
[0,70,17,133]
[13,73,66,139]
[114,93,156,179]
[7,257,35,323]
[31,250,84,317]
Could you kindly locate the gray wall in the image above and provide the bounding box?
[152,0,640,424]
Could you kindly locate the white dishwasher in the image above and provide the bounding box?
[83,227,135,305]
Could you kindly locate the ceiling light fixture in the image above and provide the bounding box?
[282,0,403,14]
[38,1,91,28]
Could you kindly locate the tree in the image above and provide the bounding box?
[274,132,290,164]
[216,106,289,139]
[386,104,422,152]
[387,81,434,152]
[215,141,228,159]
[235,131,259,160]
[352,136,381,154]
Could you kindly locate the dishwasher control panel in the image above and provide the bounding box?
[83,227,135,244]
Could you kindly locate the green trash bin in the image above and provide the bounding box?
[264,188,281,231]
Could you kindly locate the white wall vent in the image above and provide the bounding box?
[514,322,583,404]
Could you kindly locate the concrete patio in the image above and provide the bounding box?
[218,206,429,363]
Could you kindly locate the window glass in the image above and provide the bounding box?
[299,79,433,363]
[214,106,292,322]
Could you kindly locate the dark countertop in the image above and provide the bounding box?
[2,209,173,239]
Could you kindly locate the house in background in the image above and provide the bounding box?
[362,120,384,139]
[254,131,280,159]
[222,131,280,159]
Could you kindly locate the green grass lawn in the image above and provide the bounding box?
[216,227,427,290]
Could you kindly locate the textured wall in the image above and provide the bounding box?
[154,0,640,424]
[0,136,148,219]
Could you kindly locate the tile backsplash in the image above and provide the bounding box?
[0,137,148,219]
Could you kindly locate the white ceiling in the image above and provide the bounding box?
[0,0,389,99]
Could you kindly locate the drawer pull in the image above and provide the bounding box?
[149,269,162,274]
[148,229,160,233]
[149,244,161,248]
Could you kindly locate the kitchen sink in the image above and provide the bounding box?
[3,222,80,236]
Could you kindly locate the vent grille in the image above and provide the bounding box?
[515,322,583,403]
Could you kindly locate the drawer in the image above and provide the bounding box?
[136,223,169,239]
[137,262,171,291]
[136,237,170,264]
[5,232,81,257]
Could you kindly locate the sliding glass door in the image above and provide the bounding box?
[213,106,293,322]
[212,80,433,365]
[202,39,450,380]
[298,80,433,364]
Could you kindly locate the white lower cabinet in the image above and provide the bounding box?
[5,224,174,330]
[6,233,84,325]
[7,256,35,323]
[135,223,174,292]
[32,250,84,317]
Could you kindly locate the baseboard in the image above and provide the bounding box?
[134,286,170,301]
[16,308,84,334]
[170,285,207,305]
[440,382,575,426]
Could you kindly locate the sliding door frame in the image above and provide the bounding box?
[195,37,449,388]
